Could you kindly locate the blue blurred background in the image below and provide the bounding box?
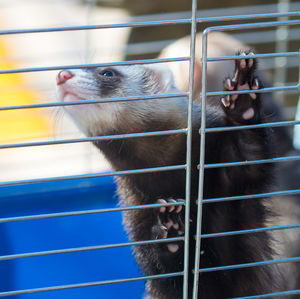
[0,177,144,298]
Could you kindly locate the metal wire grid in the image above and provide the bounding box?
[0,1,300,298]
[195,19,300,299]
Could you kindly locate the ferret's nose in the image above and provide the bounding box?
[57,70,74,85]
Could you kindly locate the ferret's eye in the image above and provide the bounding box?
[101,70,115,77]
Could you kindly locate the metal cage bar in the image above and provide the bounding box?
[0,128,187,150]
[0,237,185,262]
[0,164,186,187]
[0,272,184,298]
[191,17,300,299]
[199,256,300,273]
[0,12,298,36]
[0,57,190,74]
[232,289,300,298]
[1,223,300,262]
[192,16,208,299]
[0,92,188,110]
[182,0,198,297]
[0,201,186,223]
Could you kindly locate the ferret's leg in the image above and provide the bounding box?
[151,198,185,253]
[216,50,274,193]
[199,53,281,297]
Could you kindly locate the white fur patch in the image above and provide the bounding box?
[56,64,183,136]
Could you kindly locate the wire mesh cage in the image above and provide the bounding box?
[0,0,300,298]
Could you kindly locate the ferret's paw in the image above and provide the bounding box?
[221,51,262,123]
[153,198,185,253]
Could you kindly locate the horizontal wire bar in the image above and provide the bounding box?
[0,164,186,187]
[202,188,300,204]
[235,27,300,45]
[0,92,188,111]
[0,19,192,36]
[133,3,300,22]
[207,51,300,62]
[206,120,300,133]
[201,223,300,239]
[132,4,300,23]
[206,84,299,97]
[199,256,300,273]
[0,272,183,297]
[0,12,298,37]
[0,129,187,149]
[1,188,299,224]
[204,19,300,34]
[1,218,299,268]
[204,155,300,169]
[0,201,185,224]
[0,85,296,112]
[196,11,300,23]
[0,236,184,261]
[0,57,190,74]
[231,289,300,299]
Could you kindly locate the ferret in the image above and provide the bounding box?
[56,53,284,298]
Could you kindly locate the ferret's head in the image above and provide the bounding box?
[56,64,186,136]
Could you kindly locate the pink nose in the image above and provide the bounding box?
[57,70,74,85]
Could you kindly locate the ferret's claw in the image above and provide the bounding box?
[153,198,185,253]
[152,224,168,239]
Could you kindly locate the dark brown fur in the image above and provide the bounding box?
[58,59,284,298]
[94,102,282,298]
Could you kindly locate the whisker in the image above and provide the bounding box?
[51,107,65,139]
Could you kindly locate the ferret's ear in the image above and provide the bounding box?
[144,64,174,94]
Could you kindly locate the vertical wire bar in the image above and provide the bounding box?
[192,29,209,299]
[183,0,198,298]
[85,0,96,63]
[274,0,290,105]
[85,0,97,173]
[294,49,300,149]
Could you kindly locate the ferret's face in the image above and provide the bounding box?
[56,64,180,136]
